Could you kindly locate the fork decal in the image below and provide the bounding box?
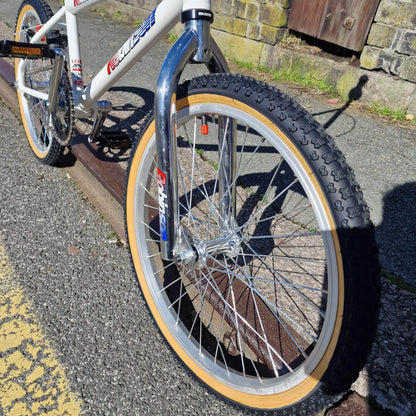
[157,168,168,242]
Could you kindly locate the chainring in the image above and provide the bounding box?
[20,21,74,148]
[50,67,75,146]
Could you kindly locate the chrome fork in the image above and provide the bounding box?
[155,9,235,262]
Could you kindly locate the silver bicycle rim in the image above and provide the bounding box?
[131,102,339,395]
[16,9,54,155]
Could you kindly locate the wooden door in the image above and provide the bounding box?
[288,0,380,51]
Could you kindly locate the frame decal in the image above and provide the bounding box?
[107,9,156,75]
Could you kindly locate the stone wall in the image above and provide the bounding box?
[208,0,291,66]
[106,0,291,66]
[361,0,416,83]
[210,0,289,52]
[107,0,416,86]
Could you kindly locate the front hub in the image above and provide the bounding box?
[175,230,242,269]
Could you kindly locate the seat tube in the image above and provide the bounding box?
[65,11,84,106]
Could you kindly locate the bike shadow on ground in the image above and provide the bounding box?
[88,86,154,163]
[57,86,155,168]
[311,75,369,138]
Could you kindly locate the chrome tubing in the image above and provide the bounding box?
[155,14,230,261]
[155,27,198,261]
[47,48,65,114]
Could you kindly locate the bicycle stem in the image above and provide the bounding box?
[155,11,232,261]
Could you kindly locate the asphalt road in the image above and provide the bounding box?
[1,0,415,285]
[0,104,252,415]
[1,1,416,415]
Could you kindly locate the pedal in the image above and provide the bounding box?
[95,131,131,148]
[0,39,53,59]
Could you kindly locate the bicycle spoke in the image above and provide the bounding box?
[126,72,379,412]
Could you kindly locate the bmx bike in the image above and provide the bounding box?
[0,0,380,413]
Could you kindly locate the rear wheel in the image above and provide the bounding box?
[15,0,73,165]
[125,74,380,413]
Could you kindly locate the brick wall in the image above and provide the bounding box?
[107,0,416,84]
[361,0,416,83]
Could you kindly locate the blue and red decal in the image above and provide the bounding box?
[157,168,168,242]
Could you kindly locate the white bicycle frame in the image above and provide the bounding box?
[17,0,220,115]
[16,0,231,261]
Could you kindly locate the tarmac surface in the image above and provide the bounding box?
[0,1,415,415]
[0,102,246,415]
[1,0,415,286]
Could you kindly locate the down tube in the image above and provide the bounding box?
[77,0,182,113]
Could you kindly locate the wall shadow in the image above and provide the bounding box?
[355,182,416,416]
[376,182,416,284]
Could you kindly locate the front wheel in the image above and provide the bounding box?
[125,74,380,414]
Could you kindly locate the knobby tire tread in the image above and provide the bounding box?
[125,75,380,415]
